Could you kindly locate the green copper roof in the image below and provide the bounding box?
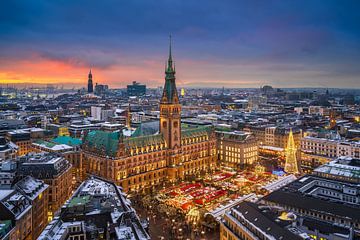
[34,139,57,148]
[132,121,159,137]
[53,136,82,146]
[124,134,165,148]
[0,220,12,237]
[83,130,120,157]
[68,195,91,207]
[181,125,212,139]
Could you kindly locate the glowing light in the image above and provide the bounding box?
[181,88,185,96]
[284,129,299,174]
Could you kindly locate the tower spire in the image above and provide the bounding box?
[87,69,93,93]
[169,34,172,62]
[162,35,178,104]
[167,35,173,70]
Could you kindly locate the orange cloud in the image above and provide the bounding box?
[0,54,272,88]
[0,56,166,88]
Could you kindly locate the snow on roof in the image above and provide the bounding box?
[33,140,73,151]
[260,145,284,152]
[0,190,14,201]
[16,176,48,200]
[314,159,360,179]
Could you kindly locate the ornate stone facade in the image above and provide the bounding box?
[82,39,217,192]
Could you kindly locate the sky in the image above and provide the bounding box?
[0,0,360,89]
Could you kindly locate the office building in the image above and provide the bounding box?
[216,131,258,168]
[127,81,146,96]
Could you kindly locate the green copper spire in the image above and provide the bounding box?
[161,35,179,104]
[167,35,174,72]
[169,34,172,62]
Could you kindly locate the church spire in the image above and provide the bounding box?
[169,35,172,61]
[88,69,93,93]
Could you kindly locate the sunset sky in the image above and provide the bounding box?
[1,0,360,88]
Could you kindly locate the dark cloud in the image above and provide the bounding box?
[0,0,360,87]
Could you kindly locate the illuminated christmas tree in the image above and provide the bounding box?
[284,128,299,174]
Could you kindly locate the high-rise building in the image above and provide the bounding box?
[87,69,93,93]
[127,81,146,96]
[94,83,109,95]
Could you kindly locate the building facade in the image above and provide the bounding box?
[82,40,217,192]
[262,173,360,235]
[216,131,258,169]
[127,81,146,96]
[31,137,83,186]
[15,176,49,240]
[18,153,73,222]
[300,136,360,172]
[245,125,302,149]
[0,190,32,240]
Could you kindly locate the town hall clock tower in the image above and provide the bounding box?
[160,36,183,181]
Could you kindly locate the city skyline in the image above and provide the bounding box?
[1,1,360,89]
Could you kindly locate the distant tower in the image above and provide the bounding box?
[88,69,94,93]
[284,129,299,174]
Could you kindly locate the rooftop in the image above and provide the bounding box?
[56,177,150,240]
[313,157,360,181]
[33,139,73,151]
[262,175,360,222]
[15,176,49,201]
[0,189,32,220]
[19,153,71,178]
[228,201,308,240]
[52,136,82,146]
